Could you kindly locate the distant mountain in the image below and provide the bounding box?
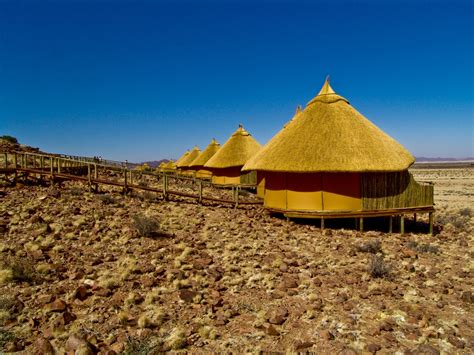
[137,159,170,168]
[415,157,474,162]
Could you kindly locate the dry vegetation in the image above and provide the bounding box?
[0,166,472,353]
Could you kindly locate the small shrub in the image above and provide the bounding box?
[68,186,83,196]
[459,208,472,218]
[0,256,37,284]
[98,194,116,205]
[133,214,163,238]
[0,329,20,350]
[123,335,162,355]
[407,241,440,254]
[0,135,18,144]
[356,239,382,254]
[368,255,390,278]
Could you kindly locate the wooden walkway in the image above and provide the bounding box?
[0,151,262,208]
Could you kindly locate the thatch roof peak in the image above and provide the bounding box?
[204,125,262,169]
[177,146,201,168]
[243,79,414,173]
[175,150,190,166]
[307,78,349,106]
[189,138,221,168]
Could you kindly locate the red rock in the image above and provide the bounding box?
[74,285,89,301]
[448,335,465,349]
[32,337,54,355]
[53,311,76,330]
[179,289,198,303]
[367,343,381,353]
[294,340,314,350]
[265,324,280,336]
[319,329,334,340]
[44,299,67,313]
[140,274,156,288]
[267,307,288,325]
[94,287,112,297]
[65,334,94,354]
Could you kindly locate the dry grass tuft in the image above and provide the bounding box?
[368,255,390,279]
[133,214,167,238]
[356,239,382,254]
[0,256,38,284]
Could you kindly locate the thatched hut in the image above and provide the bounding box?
[177,146,201,176]
[188,138,220,179]
[243,79,434,230]
[175,150,190,167]
[162,160,176,173]
[204,125,262,186]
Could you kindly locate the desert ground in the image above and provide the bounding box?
[0,163,472,354]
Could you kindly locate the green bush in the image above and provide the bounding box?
[0,135,18,144]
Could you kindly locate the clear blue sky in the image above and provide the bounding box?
[1,0,473,162]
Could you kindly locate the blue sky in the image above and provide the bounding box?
[1,0,472,161]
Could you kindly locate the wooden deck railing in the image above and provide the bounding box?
[0,151,262,208]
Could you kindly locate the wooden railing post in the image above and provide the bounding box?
[50,157,54,184]
[198,180,202,204]
[3,153,6,169]
[87,163,92,190]
[429,212,434,235]
[58,158,61,174]
[163,174,168,200]
[123,168,128,193]
[13,153,17,182]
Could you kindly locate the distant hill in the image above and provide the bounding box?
[415,157,474,162]
[137,159,170,168]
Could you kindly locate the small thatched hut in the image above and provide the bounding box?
[162,160,176,173]
[188,138,220,179]
[175,150,190,167]
[177,146,201,176]
[243,79,434,228]
[204,125,262,186]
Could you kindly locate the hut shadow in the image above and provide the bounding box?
[274,214,435,235]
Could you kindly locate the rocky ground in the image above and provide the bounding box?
[0,167,472,354]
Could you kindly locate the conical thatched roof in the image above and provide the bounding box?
[175,150,190,166]
[164,160,176,170]
[177,146,201,168]
[189,138,220,168]
[243,79,414,173]
[204,125,262,169]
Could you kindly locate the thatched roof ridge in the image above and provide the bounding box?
[164,160,176,170]
[204,125,262,169]
[189,138,220,167]
[177,146,201,168]
[175,150,190,166]
[243,79,414,173]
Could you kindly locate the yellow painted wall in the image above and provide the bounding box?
[196,169,212,179]
[263,172,361,212]
[256,176,265,198]
[211,167,242,186]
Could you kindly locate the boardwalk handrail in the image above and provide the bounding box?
[1,151,262,208]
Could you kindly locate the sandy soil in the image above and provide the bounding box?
[0,166,472,354]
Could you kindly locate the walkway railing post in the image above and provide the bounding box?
[198,180,202,204]
[87,163,92,190]
[3,153,6,169]
[50,157,54,184]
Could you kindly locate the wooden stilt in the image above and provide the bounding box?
[198,180,202,204]
[413,213,417,232]
[429,212,434,235]
[359,217,364,232]
[321,217,325,230]
[400,215,405,234]
[389,216,393,234]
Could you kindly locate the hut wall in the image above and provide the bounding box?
[361,171,434,209]
[211,167,241,185]
[240,170,258,185]
[196,169,212,179]
[256,175,265,198]
[263,172,361,211]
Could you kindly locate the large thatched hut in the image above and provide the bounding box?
[162,160,176,173]
[243,79,434,231]
[204,125,262,186]
[177,146,201,176]
[188,138,220,179]
[175,150,190,167]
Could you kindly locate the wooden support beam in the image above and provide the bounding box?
[400,215,405,234]
[359,217,364,232]
[198,180,202,204]
[389,216,393,234]
[321,217,325,230]
[413,213,417,232]
[429,212,434,235]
